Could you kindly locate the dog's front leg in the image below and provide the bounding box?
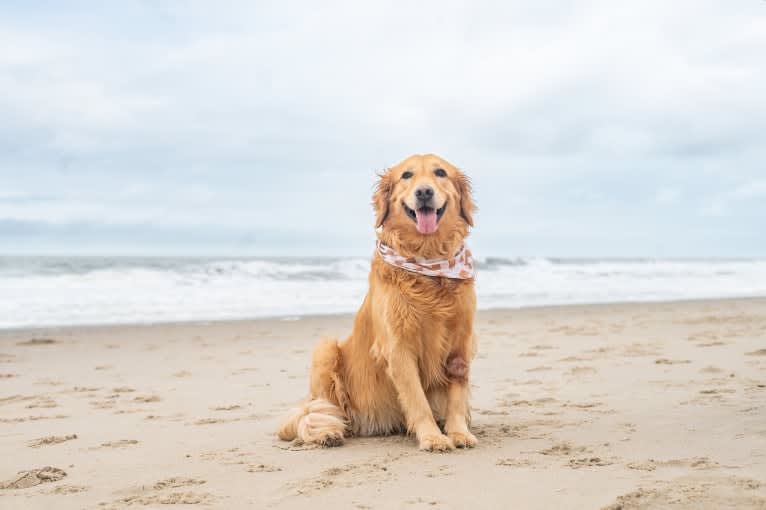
[443,372,478,448]
[386,348,455,451]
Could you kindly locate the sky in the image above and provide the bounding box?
[1,1,764,257]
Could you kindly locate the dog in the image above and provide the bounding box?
[277,154,477,451]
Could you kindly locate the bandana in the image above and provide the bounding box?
[376,240,476,280]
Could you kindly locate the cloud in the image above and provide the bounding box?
[0,1,764,256]
[700,179,766,218]
[0,218,363,256]
[734,180,766,199]
[654,188,681,206]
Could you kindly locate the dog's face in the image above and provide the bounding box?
[373,154,475,253]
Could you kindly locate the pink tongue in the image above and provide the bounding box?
[415,208,438,234]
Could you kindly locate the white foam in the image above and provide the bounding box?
[1,257,764,328]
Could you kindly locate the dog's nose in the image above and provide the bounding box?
[415,186,434,201]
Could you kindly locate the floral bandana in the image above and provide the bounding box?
[376,240,476,280]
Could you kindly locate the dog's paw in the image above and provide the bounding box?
[447,431,478,448]
[318,432,344,447]
[419,433,455,452]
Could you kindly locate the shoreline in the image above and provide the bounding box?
[2,294,766,336]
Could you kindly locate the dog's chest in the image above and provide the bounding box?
[371,260,475,356]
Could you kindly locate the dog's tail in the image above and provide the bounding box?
[277,336,349,446]
[276,398,347,446]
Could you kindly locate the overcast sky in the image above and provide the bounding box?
[1,1,764,257]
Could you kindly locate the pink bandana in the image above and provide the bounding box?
[376,240,476,280]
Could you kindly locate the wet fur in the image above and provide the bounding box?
[277,154,478,451]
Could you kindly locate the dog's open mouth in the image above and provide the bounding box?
[403,202,447,234]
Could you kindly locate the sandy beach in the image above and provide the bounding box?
[1,298,765,509]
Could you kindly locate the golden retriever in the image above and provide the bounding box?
[277,153,477,451]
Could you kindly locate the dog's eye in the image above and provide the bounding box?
[401,171,413,179]
[434,168,447,178]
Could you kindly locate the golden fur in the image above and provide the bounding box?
[277,154,477,451]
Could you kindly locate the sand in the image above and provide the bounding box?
[0,298,765,509]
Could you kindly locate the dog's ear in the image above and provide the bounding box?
[372,170,394,228]
[453,171,476,227]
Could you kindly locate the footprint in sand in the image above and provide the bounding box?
[624,343,662,357]
[144,413,185,422]
[153,477,206,490]
[620,422,637,435]
[699,388,736,395]
[104,491,213,508]
[16,338,58,346]
[26,397,58,409]
[603,475,762,510]
[564,401,604,410]
[626,460,658,471]
[210,405,242,411]
[114,408,149,415]
[274,442,321,451]
[406,497,441,507]
[535,443,613,468]
[496,458,535,467]
[688,331,719,342]
[655,358,691,365]
[0,394,38,406]
[34,378,64,386]
[133,395,161,403]
[0,414,69,424]
[72,386,101,393]
[559,356,588,362]
[248,464,282,473]
[231,367,259,375]
[97,439,139,449]
[475,421,554,446]
[90,400,116,409]
[505,397,558,407]
[0,467,67,489]
[291,461,396,495]
[538,442,589,457]
[0,373,17,379]
[193,418,229,425]
[47,484,88,494]
[477,409,510,416]
[746,349,766,356]
[626,456,720,472]
[27,434,77,448]
[569,366,597,376]
[568,457,613,468]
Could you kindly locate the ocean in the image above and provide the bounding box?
[1,255,765,329]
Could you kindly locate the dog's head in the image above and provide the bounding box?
[373,154,475,257]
